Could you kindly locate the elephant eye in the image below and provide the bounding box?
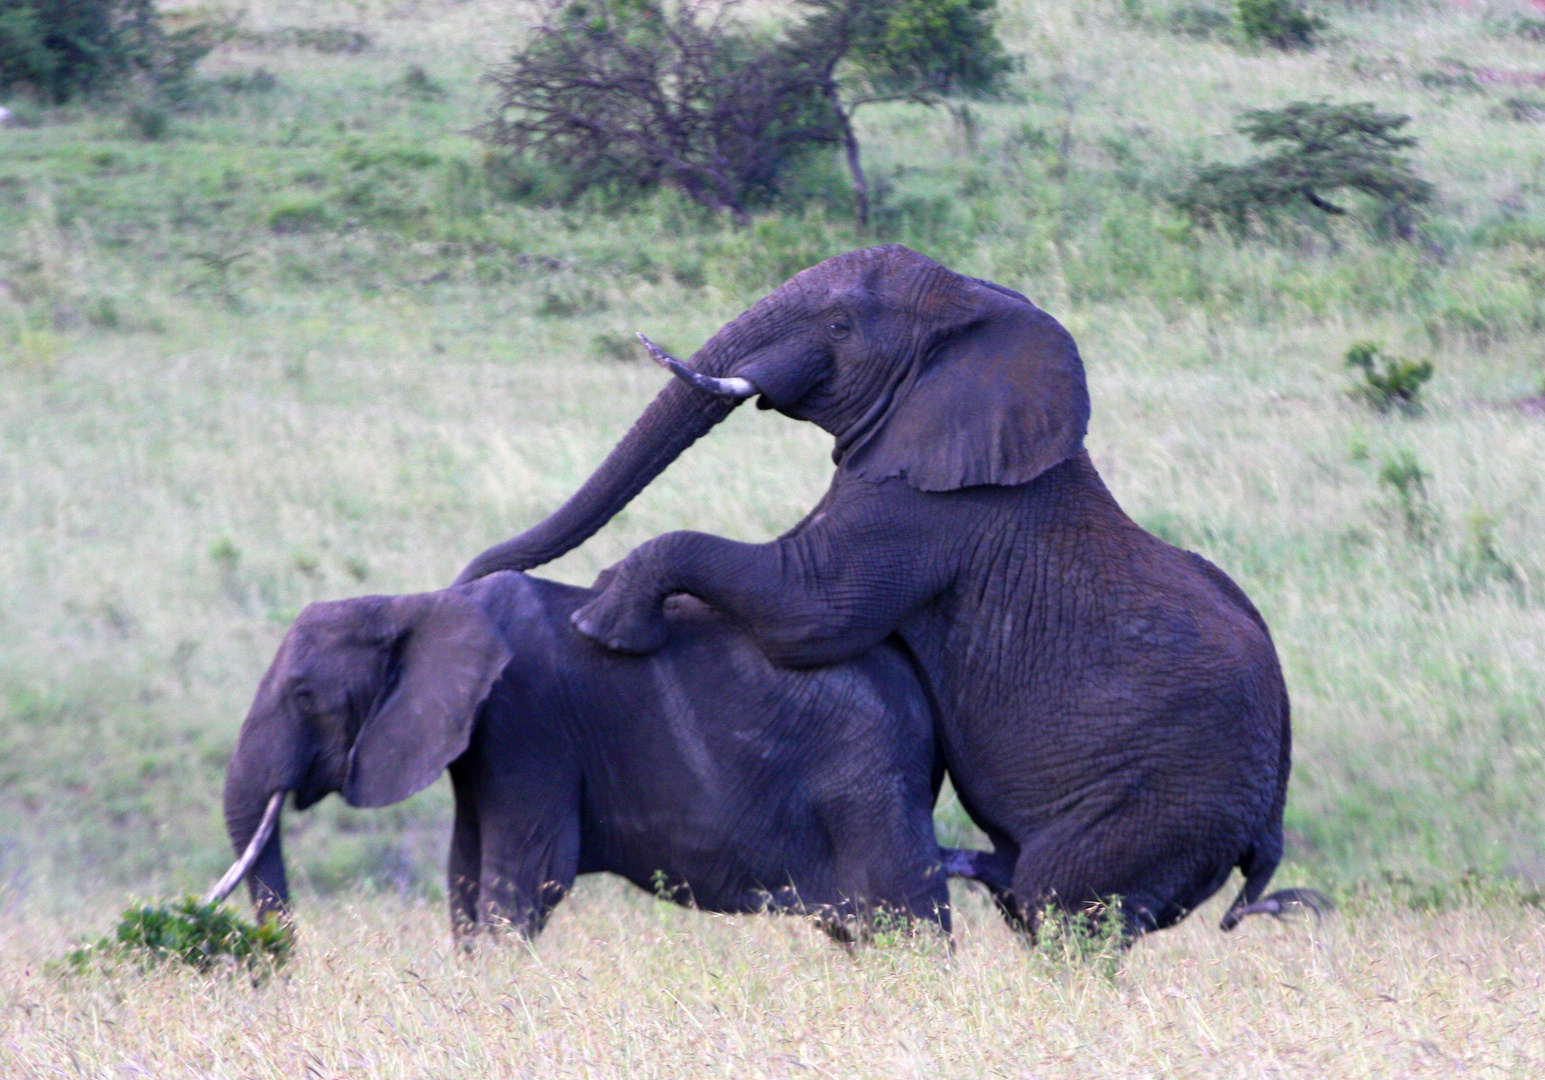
[293,686,316,712]
[827,319,852,339]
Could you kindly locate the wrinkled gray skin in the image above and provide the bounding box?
[457,245,1294,937]
[222,571,964,939]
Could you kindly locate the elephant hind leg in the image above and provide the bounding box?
[1004,815,1240,942]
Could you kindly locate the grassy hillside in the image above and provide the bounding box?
[1,0,1544,915]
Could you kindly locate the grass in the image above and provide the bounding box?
[0,0,1543,1062]
[2,883,1543,1077]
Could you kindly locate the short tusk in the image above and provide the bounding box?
[636,333,758,399]
[202,790,285,906]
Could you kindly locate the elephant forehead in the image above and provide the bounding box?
[787,244,944,301]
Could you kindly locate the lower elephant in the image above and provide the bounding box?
[218,570,965,939]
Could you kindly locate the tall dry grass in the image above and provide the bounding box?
[2,883,1542,1078]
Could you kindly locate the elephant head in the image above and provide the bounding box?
[217,591,512,916]
[456,244,1089,583]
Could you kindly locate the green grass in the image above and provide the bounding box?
[1,0,1543,916]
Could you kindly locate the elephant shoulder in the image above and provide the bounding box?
[1171,548,1277,653]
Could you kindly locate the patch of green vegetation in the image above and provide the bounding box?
[1173,102,1434,240]
[1235,0,1323,50]
[0,0,223,102]
[1344,340,1433,414]
[63,897,292,975]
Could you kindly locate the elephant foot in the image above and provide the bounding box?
[571,594,669,654]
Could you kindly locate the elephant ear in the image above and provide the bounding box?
[342,591,513,809]
[843,278,1090,491]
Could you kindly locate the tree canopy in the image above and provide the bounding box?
[484,0,1013,223]
[1172,101,1435,239]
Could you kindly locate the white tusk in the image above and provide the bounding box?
[202,790,285,906]
[636,333,757,399]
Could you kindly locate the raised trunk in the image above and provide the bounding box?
[455,355,751,584]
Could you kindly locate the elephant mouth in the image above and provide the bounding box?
[204,789,285,906]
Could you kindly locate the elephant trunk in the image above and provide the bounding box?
[454,323,770,584]
[222,759,292,918]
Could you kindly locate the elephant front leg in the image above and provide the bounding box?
[479,809,582,938]
[570,541,678,654]
[447,779,481,943]
[572,513,946,666]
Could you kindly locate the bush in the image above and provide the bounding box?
[0,0,221,103]
[1235,0,1323,50]
[483,0,1011,223]
[64,898,293,976]
[1345,340,1433,414]
[484,0,838,223]
[1172,101,1435,239]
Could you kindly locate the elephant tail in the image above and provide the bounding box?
[1220,887,1335,931]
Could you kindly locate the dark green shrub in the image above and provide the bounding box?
[64,898,293,975]
[1235,0,1323,49]
[1345,340,1433,414]
[0,0,221,103]
[1172,101,1435,239]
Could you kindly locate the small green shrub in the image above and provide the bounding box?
[1173,101,1435,240]
[64,898,293,975]
[1235,0,1323,49]
[1345,340,1433,414]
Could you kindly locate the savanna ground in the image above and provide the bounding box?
[1,0,1544,1074]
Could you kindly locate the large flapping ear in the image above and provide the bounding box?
[843,274,1089,492]
[342,592,513,808]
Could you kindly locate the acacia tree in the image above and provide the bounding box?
[485,0,1012,224]
[789,0,1014,223]
[1172,101,1435,239]
[483,0,839,223]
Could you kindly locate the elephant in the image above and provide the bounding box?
[218,569,971,940]
[455,244,1303,938]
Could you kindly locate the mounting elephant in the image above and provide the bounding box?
[218,570,968,939]
[456,245,1299,937]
